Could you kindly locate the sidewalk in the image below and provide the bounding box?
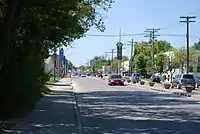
[5,78,77,134]
[50,78,73,91]
[127,81,200,99]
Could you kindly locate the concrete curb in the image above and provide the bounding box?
[129,83,192,98]
[71,80,83,134]
[150,87,192,97]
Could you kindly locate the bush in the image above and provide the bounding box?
[0,43,48,121]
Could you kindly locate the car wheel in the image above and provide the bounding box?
[171,83,174,88]
[177,83,181,89]
[195,83,198,88]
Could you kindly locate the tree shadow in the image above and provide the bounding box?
[5,90,200,134]
[4,91,77,134]
[76,90,200,134]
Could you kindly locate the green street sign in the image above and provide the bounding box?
[117,42,123,60]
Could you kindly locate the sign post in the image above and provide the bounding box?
[59,48,64,78]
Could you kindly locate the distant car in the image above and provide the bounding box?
[81,74,87,77]
[171,74,196,90]
[150,75,161,83]
[108,74,124,86]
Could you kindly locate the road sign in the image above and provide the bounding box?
[116,42,123,47]
[116,42,123,60]
[59,48,64,56]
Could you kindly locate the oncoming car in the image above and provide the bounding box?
[108,74,124,86]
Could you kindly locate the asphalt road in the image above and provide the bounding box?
[73,77,200,134]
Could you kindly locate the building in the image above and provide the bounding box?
[121,60,129,72]
[44,55,67,76]
[102,65,111,74]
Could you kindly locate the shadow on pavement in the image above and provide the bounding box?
[75,90,200,134]
[5,91,77,134]
[6,90,200,134]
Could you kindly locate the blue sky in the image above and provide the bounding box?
[65,0,200,67]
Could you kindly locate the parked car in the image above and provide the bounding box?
[108,74,124,86]
[131,73,141,83]
[171,74,196,90]
[194,76,200,88]
[80,73,87,77]
[150,75,161,83]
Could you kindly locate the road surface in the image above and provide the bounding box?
[73,77,200,134]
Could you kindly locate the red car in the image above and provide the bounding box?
[108,74,124,86]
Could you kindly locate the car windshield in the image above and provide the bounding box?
[111,75,122,78]
[125,74,130,76]
[183,74,194,79]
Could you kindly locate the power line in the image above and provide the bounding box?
[85,33,199,38]
[180,16,196,74]
[85,33,145,37]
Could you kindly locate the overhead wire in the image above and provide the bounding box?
[85,33,200,38]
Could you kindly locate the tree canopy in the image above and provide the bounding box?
[0,0,114,121]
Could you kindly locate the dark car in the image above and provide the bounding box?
[108,74,124,86]
[150,75,161,83]
[194,76,200,88]
[171,74,196,90]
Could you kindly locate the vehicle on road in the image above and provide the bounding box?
[171,74,196,90]
[80,73,87,78]
[108,74,124,86]
[131,73,141,83]
[150,75,161,83]
[123,73,131,82]
[192,74,200,88]
[194,76,200,88]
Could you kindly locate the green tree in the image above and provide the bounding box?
[0,0,114,122]
[173,48,197,73]
[68,61,76,70]
[135,53,147,76]
[122,56,129,61]
[155,53,167,73]
[192,40,200,50]
[154,40,173,53]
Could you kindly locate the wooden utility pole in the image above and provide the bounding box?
[108,49,116,73]
[126,39,137,74]
[144,28,160,75]
[180,16,196,74]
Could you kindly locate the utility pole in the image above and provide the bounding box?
[108,49,116,73]
[104,52,109,60]
[144,28,160,75]
[180,16,196,74]
[126,39,138,74]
